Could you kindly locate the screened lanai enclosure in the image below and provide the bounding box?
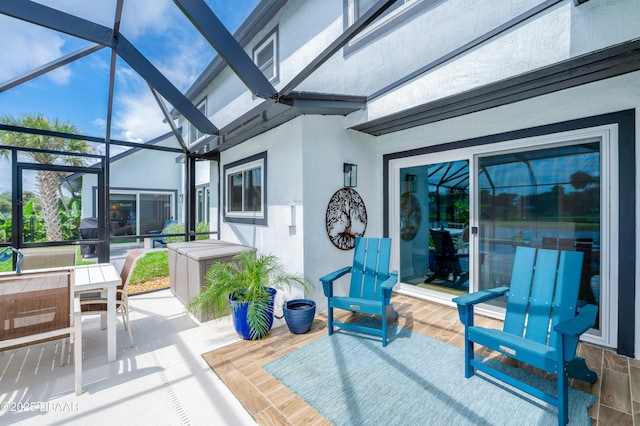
[397,140,602,330]
[0,0,399,268]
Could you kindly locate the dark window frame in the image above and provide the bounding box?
[252,27,279,84]
[189,98,207,144]
[343,0,442,56]
[383,109,636,357]
[223,151,267,225]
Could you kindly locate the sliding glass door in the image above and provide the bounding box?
[390,126,614,346]
[390,155,472,297]
[395,157,470,297]
[477,141,602,328]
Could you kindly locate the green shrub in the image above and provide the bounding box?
[164,222,210,243]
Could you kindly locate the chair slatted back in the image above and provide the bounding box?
[349,238,391,302]
[430,229,457,257]
[0,269,72,342]
[504,246,583,348]
[118,250,144,299]
[550,250,583,352]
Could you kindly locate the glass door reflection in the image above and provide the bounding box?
[399,160,470,295]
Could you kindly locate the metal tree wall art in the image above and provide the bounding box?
[325,188,367,250]
[400,192,421,241]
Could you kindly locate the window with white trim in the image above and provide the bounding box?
[346,0,435,51]
[351,0,416,22]
[189,99,206,143]
[224,152,267,225]
[196,185,210,224]
[253,29,278,82]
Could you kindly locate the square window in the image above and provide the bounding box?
[189,99,206,143]
[253,30,278,83]
[224,152,267,225]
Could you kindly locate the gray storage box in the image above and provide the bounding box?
[167,240,255,314]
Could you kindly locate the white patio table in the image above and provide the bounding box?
[74,263,121,362]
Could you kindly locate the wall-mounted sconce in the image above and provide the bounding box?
[404,174,417,193]
[343,163,357,188]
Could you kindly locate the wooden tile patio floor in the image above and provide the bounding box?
[205,293,638,425]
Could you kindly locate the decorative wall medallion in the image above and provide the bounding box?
[325,188,367,250]
[400,192,421,241]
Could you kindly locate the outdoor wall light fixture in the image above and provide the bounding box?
[343,163,357,188]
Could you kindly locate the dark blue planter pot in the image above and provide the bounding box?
[283,299,316,334]
[229,287,276,340]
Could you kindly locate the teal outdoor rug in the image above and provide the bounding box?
[263,319,596,425]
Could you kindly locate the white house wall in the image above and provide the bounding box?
[348,0,640,126]
[301,0,546,96]
[376,71,640,155]
[79,142,182,221]
[219,117,305,270]
[181,0,640,139]
[300,115,379,309]
[217,115,379,309]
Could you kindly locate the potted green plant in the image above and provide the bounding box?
[185,250,309,340]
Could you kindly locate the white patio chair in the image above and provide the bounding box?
[80,250,144,347]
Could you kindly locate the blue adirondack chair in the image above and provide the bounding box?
[320,237,398,347]
[149,219,177,248]
[453,247,598,425]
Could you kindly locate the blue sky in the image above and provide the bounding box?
[0,0,260,142]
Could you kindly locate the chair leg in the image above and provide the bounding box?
[60,338,66,367]
[463,336,474,378]
[122,310,135,347]
[558,364,569,425]
[327,306,334,336]
[74,314,82,396]
[381,308,388,347]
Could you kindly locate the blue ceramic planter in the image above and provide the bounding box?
[283,299,316,334]
[229,287,276,340]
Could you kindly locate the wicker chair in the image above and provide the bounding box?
[80,250,144,347]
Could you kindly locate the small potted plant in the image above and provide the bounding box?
[185,250,309,340]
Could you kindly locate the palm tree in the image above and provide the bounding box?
[0,114,92,242]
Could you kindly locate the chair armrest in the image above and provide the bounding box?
[453,286,509,306]
[554,304,598,336]
[320,266,352,284]
[320,266,352,298]
[148,230,161,235]
[380,271,398,292]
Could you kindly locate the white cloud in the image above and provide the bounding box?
[0,17,70,83]
[92,117,107,129]
[35,0,117,27]
[113,89,171,142]
[119,0,174,39]
[1,1,258,143]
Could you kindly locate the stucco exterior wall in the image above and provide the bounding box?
[79,141,182,221]
[349,0,640,126]
[181,0,640,137]
[216,115,378,309]
[300,115,378,309]
[218,118,305,272]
